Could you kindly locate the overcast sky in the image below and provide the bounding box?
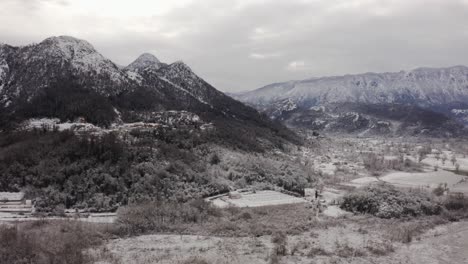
[1,0,468,92]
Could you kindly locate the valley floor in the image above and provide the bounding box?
[94,135,468,264]
[3,135,468,264]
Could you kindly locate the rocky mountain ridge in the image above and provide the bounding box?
[0,36,297,148]
[232,65,468,136]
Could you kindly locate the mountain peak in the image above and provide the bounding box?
[126,53,162,72]
[136,53,160,64]
[44,35,88,43]
[42,36,95,50]
[169,61,193,72]
[38,35,98,60]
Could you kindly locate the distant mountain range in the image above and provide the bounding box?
[0,36,296,148]
[1,36,465,138]
[232,66,468,137]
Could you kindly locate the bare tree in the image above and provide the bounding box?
[451,154,457,166]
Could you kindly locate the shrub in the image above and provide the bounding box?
[271,231,288,256]
[366,240,395,256]
[444,193,468,211]
[117,199,221,235]
[239,211,253,220]
[432,184,446,196]
[307,247,330,257]
[209,153,221,165]
[180,256,210,264]
[0,221,109,264]
[340,183,442,218]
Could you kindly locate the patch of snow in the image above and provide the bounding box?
[22,118,101,132]
[323,205,351,218]
[421,151,468,172]
[42,36,128,85]
[207,190,306,208]
[351,176,380,185]
[380,170,466,190]
[310,105,325,112]
[125,70,143,84]
[158,76,210,105]
[451,109,468,115]
[0,59,8,92]
[352,113,360,122]
[0,192,24,201]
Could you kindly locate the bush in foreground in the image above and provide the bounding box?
[341,183,442,218]
[117,199,222,235]
[0,220,115,264]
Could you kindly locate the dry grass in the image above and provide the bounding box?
[117,201,340,237]
[179,256,211,264]
[365,240,395,256]
[0,220,120,264]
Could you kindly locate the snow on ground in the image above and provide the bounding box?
[316,162,336,176]
[319,187,346,205]
[208,191,306,208]
[347,177,379,187]
[379,170,466,190]
[19,111,210,136]
[0,213,116,223]
[0,192,24,201]
[23,118,101,132]
[348,170,468,193]
[322,205,351,218]
[452,181,468,193]
[422,151,468,172]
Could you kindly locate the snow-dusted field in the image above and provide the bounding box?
[209,191,306,208]
[0,192,25,201]
[347,176,380,187]
[380,170,466,190]
[422,151,468,172]
[0,212,116,223]
[348,170,468,193]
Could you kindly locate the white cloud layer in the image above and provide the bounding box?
[1,0,468,92]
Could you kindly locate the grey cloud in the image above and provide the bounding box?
[0,0,467,92]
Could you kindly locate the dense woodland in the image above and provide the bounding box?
[0,122,308,213]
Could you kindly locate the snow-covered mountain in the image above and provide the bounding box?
[0,36,238,116]
[235,66,468,108]
[0,36,134,105]
[0,36,296,146]
[232,66,468,136]
[125,53,165,73]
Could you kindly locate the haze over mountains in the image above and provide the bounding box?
[233,66,468,136]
